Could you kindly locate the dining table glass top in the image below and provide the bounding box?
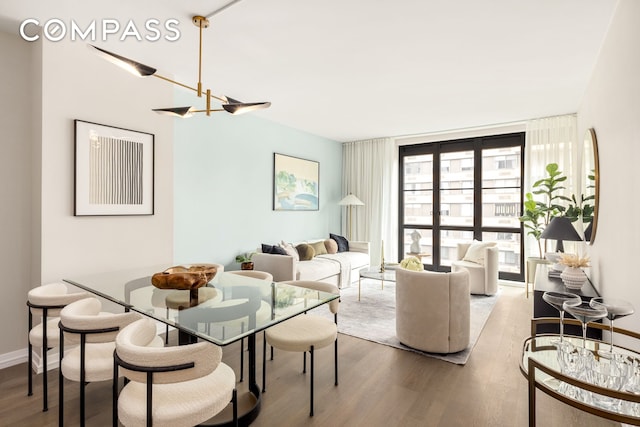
[63,265,339,346]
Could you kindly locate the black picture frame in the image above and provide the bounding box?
[74,120,154,216]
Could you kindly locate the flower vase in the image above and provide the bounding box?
[560,266,587,290]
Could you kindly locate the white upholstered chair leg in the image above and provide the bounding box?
[26,282,87,412]
[58,297,143,427]
[262,280,339,416]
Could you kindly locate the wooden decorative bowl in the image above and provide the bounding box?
[151,264,218,290]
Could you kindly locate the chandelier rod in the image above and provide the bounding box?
[152,74,227,104]
[89,0,271,117]
[197,16,204,96]
[205,0,246,19]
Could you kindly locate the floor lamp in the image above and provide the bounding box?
[339,194,364,240]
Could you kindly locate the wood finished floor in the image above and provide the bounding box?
[0,285,619,427]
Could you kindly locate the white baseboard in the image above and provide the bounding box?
[1,321,169,372]
[0,348,28,370]
[0,347,62,373]
[499,279,524,288]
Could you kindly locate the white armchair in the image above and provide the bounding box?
[450,241,498,296]
[395,268,470,353]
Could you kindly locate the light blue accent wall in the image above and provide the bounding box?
[173,91,342,270]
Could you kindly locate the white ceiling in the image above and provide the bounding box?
[0,0,618,142]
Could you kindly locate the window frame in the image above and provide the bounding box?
[398,132,525,281]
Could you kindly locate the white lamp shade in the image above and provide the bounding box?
[338,194,364,206]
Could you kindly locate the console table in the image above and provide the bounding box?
[533,264,602,339]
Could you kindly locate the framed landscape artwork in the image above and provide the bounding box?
[74,120,154,216]
[273,153,319,211]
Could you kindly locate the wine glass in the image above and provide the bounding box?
[563,300,608,348]
[542,291,581,343]
[589,297,635,357]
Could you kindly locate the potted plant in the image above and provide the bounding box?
[519,163,571,258]
[235,252,255,270]
[565,170,595,235]
[520,163,570,286]
[520,192,546,259]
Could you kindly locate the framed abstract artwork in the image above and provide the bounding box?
[273,153,319,211]
[74,120,154,216]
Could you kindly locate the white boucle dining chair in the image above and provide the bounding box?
[152,263,225,344]
[114,317,238,427]
[26,282,88,412]
[58,297,145,427]
[262,280,340,417]
[228,269,273,282]
[219,270,273,382]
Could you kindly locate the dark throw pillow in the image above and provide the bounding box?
[296,243,315,261]
[330,233,349,252]
[261,243,288,255]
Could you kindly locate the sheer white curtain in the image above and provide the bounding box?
[342,138,398,267]
[524,114,579,257]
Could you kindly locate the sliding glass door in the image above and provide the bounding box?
[399,133,524,281]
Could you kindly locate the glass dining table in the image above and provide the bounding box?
[64,265,339,426]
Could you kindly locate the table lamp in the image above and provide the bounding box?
[584,220,593,242]
[540,216,582,252]
[338,193,364,240]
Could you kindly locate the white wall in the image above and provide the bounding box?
[0,31,36,360]
[0,32,174,357]
[577,0,640,332]
[38,40,175,283]
[0,25,341,362]
[173,90,343,269]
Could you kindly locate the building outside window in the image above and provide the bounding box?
[399,133,524,280]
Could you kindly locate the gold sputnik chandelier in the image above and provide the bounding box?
[90,14,270,118]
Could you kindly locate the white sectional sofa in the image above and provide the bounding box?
[253,240,370,288]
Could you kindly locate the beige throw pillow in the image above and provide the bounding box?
[309,241,328,256]
[324,238,338,254]
[462,240,497,264]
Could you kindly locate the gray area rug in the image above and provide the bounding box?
[314,279,500,365]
